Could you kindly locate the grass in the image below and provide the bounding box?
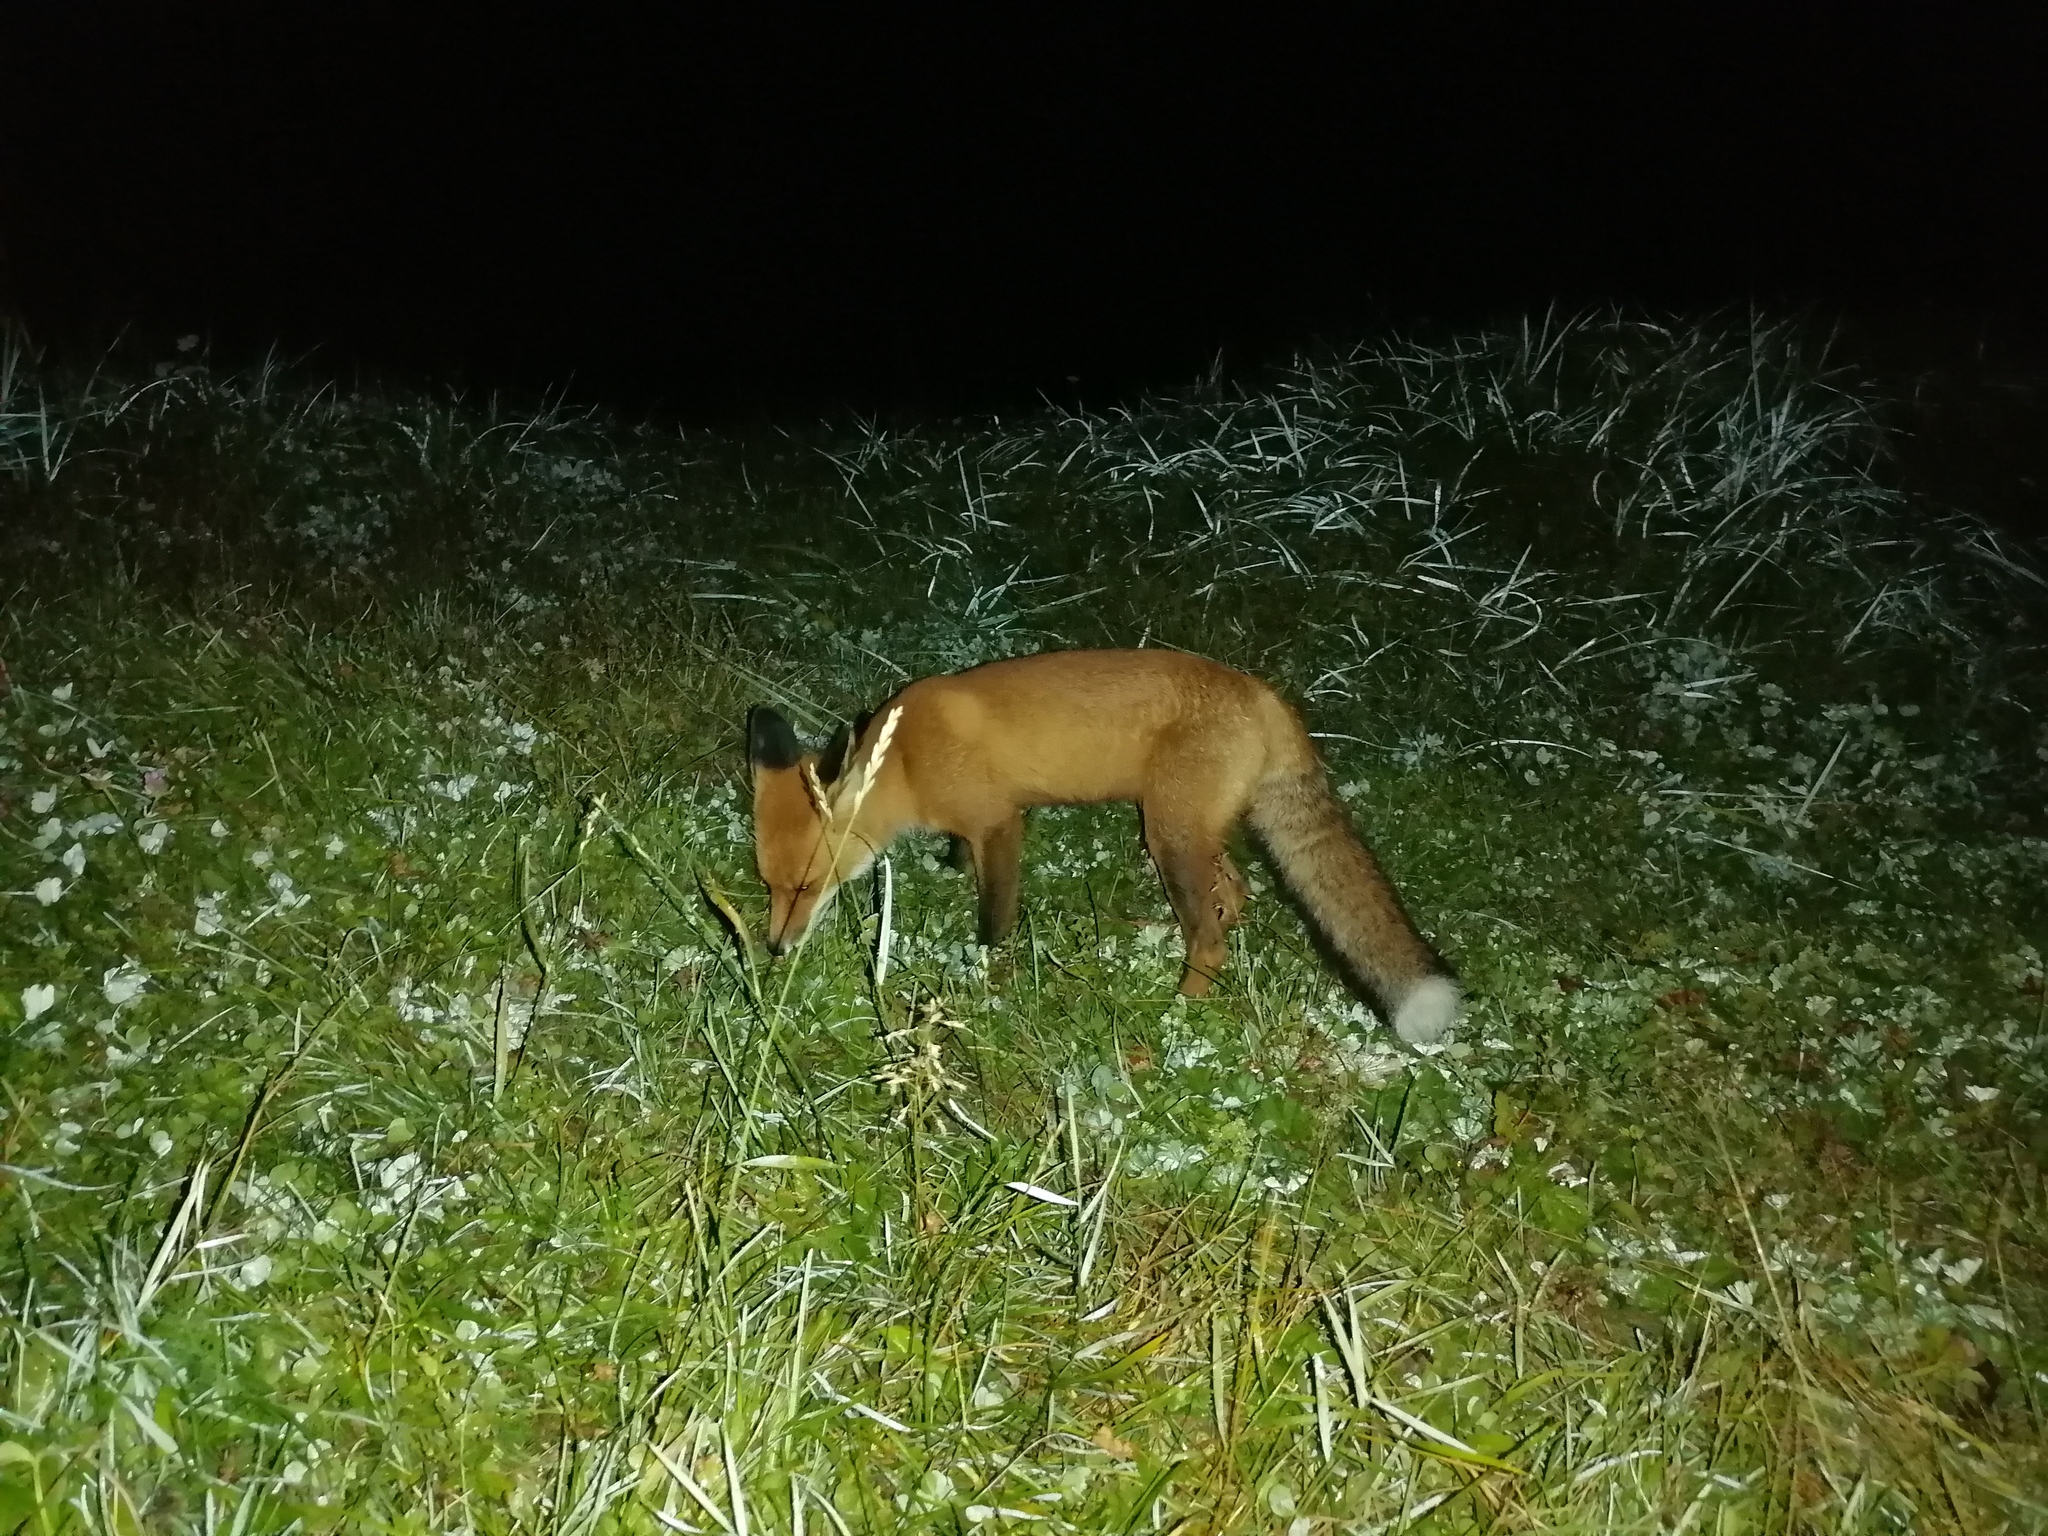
[2,311,2046,1533]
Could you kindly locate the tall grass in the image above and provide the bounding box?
[2,313,2044,1532]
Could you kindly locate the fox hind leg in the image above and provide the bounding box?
[1213,850,1250,931]
[1146,823,1234,996]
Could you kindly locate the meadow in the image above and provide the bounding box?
[2,313,2045,1533]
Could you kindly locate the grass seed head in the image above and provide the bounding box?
[801,760,831,823]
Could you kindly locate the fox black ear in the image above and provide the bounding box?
[818,721,855,783]
[747,707,801,771]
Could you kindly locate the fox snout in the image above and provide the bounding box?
[763,899,797,956]
[762,887,824,956]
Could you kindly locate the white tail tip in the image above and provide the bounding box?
[1392,975,1461,1045]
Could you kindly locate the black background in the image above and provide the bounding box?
[3,5,2043,421]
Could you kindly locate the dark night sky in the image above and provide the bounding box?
[2,6,2043,419]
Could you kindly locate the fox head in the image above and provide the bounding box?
[748,706,875,954]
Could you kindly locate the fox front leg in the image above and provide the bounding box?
[966,813,1026,945]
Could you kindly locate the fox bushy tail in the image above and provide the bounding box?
[1249,768,1460,1043]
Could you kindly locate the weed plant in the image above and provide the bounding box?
[2,313,2045,1532]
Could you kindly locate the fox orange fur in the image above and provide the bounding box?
[748,649,1460,1042]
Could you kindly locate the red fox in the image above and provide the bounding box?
[748,649,1460,1043]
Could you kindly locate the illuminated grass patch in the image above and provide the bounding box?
[3,314,2045,1531]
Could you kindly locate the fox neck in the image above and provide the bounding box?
[822,760,910,883]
